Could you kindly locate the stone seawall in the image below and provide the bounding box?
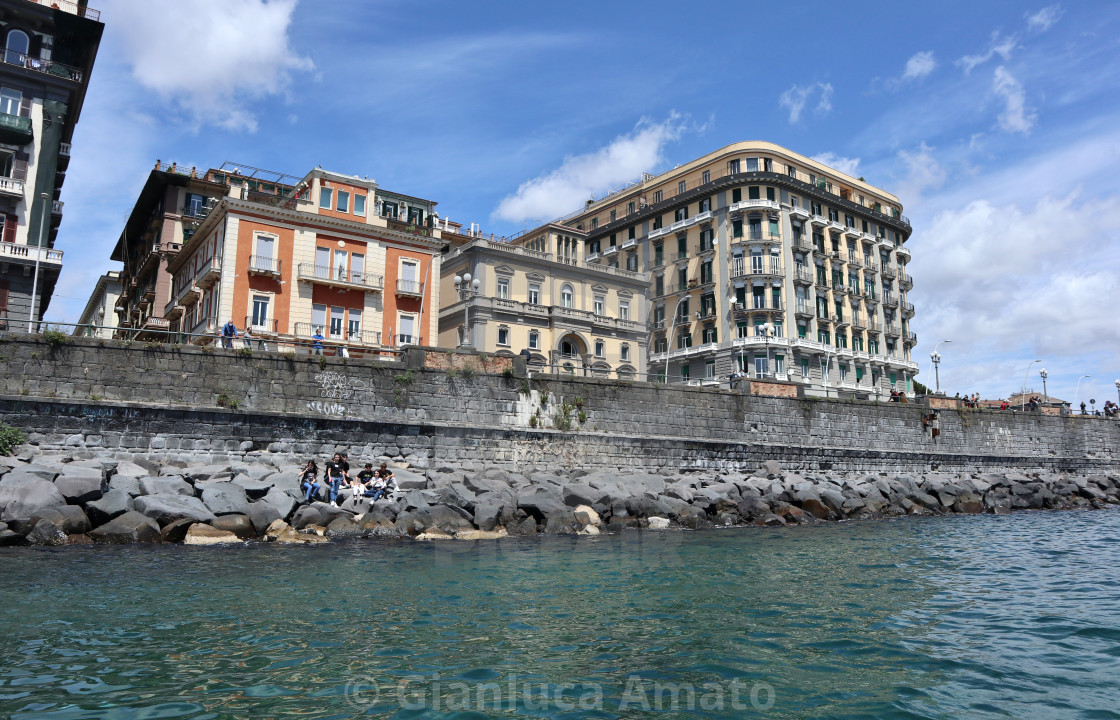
[0,334,1117,474]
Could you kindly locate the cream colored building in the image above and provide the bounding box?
[561,141,919,397]
[438,222,648,377]
[73,270,120,338]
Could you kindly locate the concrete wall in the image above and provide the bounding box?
[0,334,1116,474]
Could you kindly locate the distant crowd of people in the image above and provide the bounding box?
[299,452,399,508]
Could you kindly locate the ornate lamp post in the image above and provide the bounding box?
[759,322,774,378]
[928,339,951,395]
[1021,359,1040,411]
[453,272,480,347]
[1040,368,1048,402]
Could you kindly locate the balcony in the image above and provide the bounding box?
[732,302,751,316]
[733,335,791,350]
[788,205,810,221]
[794,302,813,319]
[164,304,183,321]
[244,315,279,335]
[902,301,915,318]
[864,292,879,305]
[851,314,867,329]
[900,273,913,290]
[195,256,221,288]
[792,237,813,253]
[905,331,918,346]
[621,238,637,250]
[896,245,911,261]
[0,242,63,265]
[793,265,814,284]
[141,317,169,333]
[790,337,829,354]
[673,314,692,326]
[648,209,712,240]
[297,263,383,292]
[728,199,779,214]
[248,255,281,277]
[396,279,425,299]
[884,324,901,337]
[1,51,85,83]
[0,176,24,197]
[696,308,718,322]
[828,251,845,265]
[833,314,850,328]
[293,322,382,347]
[847,255,862,269]
[880,265,896,279]
[882,294,899,309]
[817,314,832,325]
[863,261,879,274]
[842,226,861,239]
[586,251,600,262]
[648,319,666,331]
[833,284,850,296]
[735,260,783,278]
[26,0,101,20]
[828,220,845,233]
[867,320,881,333]
[649,341,720,365]
[0,113,33,145]
[810,214,827,227]
[602,245,618,256]
[673,251,689,262]
[190,316,218,338]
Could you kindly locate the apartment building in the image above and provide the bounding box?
[164,167,442,351]
[110,161,233,338]
[438,222,648,376]
[566,141,919,397]
[0,0,101,330]
[72,267,116,337]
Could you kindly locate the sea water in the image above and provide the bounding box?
[2,510,1119,719]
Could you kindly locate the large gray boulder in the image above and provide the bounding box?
[12,464,62,482]
[201,485,251,516]
[292,505,325,530]
[211,514,257,539]
[393,468,428,490]
[230,474,273,499]
[464,470,513,495]
[0,479,67,523]
[53,466,104,505]
[133,494,216,526]
[326,516,364,539]
[562,483,609,508]
[261,488,297,519]
[112,461,150,479]
[31,505,91,535]
[90,511,161,543]
[27,518,68,545]
[86,488,132,526]
[184,464,233,482]
[247,502,283,536]
[269,471,303,499]
[472,503,502,532]
[108,474,142,497]
[139,477,194,497]
[517,487,567,517]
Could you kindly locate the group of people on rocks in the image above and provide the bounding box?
[298,452,398,508]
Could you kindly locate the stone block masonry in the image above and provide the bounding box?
[0,334,1116,474]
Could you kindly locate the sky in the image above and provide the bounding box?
[53,0,1120,406]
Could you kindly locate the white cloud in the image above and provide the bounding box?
[957,32,1018,74]
[1026,5,1064,32]
[778,82,833,123]
[810,152,861,177]
[108,0,313,132]
[901,51,938,82]
[992,66,1036,134]
[492,114,690,224]
[896,142,947,201]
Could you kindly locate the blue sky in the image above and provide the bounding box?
[55,0,1120,405]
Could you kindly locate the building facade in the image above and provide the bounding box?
[565,141,918,397]
[164,167,442,352]
[72,267,116,337]
[438,222,648,376]
[110,161,232,338]
[0,0,101,330]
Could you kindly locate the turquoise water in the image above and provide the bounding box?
[2,511,1120,719]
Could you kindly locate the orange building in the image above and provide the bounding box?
[164,167,442,351]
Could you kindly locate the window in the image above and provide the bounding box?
[678,180,687,195]
[528,331,540,350]
[732,188,742,203]
[653,189,663,203]
[594,295,604,315]
[528,283,540,305]
[801,358,810,377]
[698,197,711,213]
[628,226,636,240]
[353,194,366,216]
[702,170,710,184]
[746,158,759,172]
[703,326,717,344]
[609,209,616,222]
[766,187,776,201]
[681,365,690,381]
[626,253,638,271]
[654,275,664,296]
[677,333,692,349]
[347,309,361,340]
[699,228,714,251]
[0,87,20,116]
[252,234,276,272]
[621,344,630,362]
[399,259,419,293]
[497,327,510,346]
[319,187,333,209]
[336,190,350,213]
[705,359,716,378]
[749,186,760,200]
[700,260,713,284]
[728,159,741,174]
[674,206,688,222]
[627,201,635,215]
[5,30,28,65]
[788,165,798,179]
[329,306,344,338]
[653,243,663,266]
[754,356,768,377]
[398,314,416,345]
[497,278,510,299]
[250,295,269,328]
[732,219,743,238]
[561,284,574,308]
[590,218,598,229]
[381,201,398,219]
[312,304,326,333]
[594,340,605,357]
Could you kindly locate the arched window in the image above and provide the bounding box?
[560,283,573,308]
[560,340,579,357]
[6,30,28,65]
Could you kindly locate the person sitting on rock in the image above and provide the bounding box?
[366,462,397,502]
[300,460,320,502]
[353,462,375,500]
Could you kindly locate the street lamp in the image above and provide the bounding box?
[1074,374,1091,414]
[1039,368,1048,402]
[927,339,951,395]
[759,322,774,378]
[1021,359,1040,411]
[453,272,480,347]
[1115,379,1119,409]
[26,192,50,333]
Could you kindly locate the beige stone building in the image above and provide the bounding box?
[438,222,648,376]
[562,141,919,397]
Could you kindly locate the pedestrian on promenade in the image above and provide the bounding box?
[221,319,237,349]
[312,328,324,356]
[242,327,253,349]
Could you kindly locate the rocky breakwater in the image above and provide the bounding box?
[1,450,1118,547]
